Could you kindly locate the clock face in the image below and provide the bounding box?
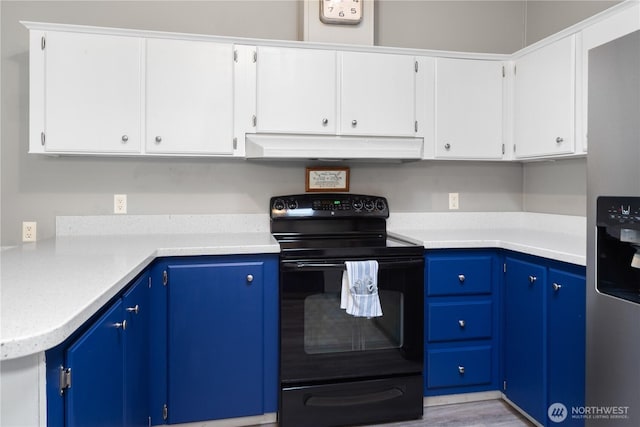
[320,0,363,25]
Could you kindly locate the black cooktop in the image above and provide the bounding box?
[270,193,423,260]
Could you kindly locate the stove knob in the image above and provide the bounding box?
[364,200,375,212]
[287,200,299,210]
[352,199,364,211]
[272,199,285,211]
[375,198,387,211]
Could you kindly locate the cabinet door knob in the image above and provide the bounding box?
[444,143,451,150]
[458,319,466,328]
[458,274,465,283]
[246,274,254,283]
[126,305,139,314]
[322,118,328,126]
[552,283,562,292]
[121,135,129,143]
[458,365,465,374]
[351,119,358,127]
[529,275,537,284]
[114,320,127,330]
[155,136,162,144]
[555,137,564,144]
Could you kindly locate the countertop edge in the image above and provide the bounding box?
[1,234,280,361]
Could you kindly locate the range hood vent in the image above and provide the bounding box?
[245,134,424,161]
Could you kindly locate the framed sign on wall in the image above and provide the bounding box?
[305,166,350,192]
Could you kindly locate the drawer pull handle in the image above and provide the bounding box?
[114,320,127,330]
[458,366,465,375]
[458,319,466,328]
[529,275,537,284]
[126,305,139,314]
[552,283,562,292]
[246,274,254,283]
[458,274,465,283]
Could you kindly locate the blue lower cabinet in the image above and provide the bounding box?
[123,274,151,427]
[160,255,279,424]
[503,253,585,427]
[546,268,585,427]
[503,256,546,423]
[58,272,151,427]
[427,346,492,388]
[46,254,278,427]
[428,301,492,342]
[65,299,126,427]
[424,250,501,396]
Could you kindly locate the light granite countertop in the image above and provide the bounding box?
[0,212,586,361]
[0,231,279,361]
[389,212,586,266]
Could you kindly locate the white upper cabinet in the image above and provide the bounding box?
[256,46,337,134]
[340,52,416,136]
[513,35,576,159]
[145,38,235,155]
[37,31,142,153]
[415,56,436,159]
[434,58,504,159]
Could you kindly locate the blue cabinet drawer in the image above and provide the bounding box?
[427,301,492,342]
[426,346,492,389]
[427,255,493,296]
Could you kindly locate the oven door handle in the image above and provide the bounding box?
[304,387,404,407]
[284,259,424,271]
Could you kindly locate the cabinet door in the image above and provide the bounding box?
[66,300,125,427]
[513,36,576,158]
[504,257,546,424]
[146,38,234,154]
[341,52,416,136]
[123,274,151,427]
[44,31,142,153]
[256,46,337,134]
[547,268,585,426]
[435,58,504,159]
[167,262,265,424]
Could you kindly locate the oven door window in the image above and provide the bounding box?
[280,257,424,383]
[303,269,403,354]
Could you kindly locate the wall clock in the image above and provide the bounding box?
[320,0,363,25]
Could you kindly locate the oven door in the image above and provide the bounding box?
[280,255,424,386]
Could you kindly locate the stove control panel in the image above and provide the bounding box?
[271,194,389,218]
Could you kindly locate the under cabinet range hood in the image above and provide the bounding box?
[245,134,424,161]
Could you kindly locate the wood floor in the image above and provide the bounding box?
[374,400,534,426]
[256,399,535,426]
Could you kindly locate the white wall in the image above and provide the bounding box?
[0,1,615,245]
[524,0,622,45]
[375,0,525,53]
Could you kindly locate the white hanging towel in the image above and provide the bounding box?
[340,260,383,318]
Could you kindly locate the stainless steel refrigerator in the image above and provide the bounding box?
[587,29,640,426]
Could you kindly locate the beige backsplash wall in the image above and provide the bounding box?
[1,1,603,245]
[522,158,587,217]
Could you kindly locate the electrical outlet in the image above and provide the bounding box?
[449,193,459,210]
[114,194,127,214]
[22,221,37,242]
